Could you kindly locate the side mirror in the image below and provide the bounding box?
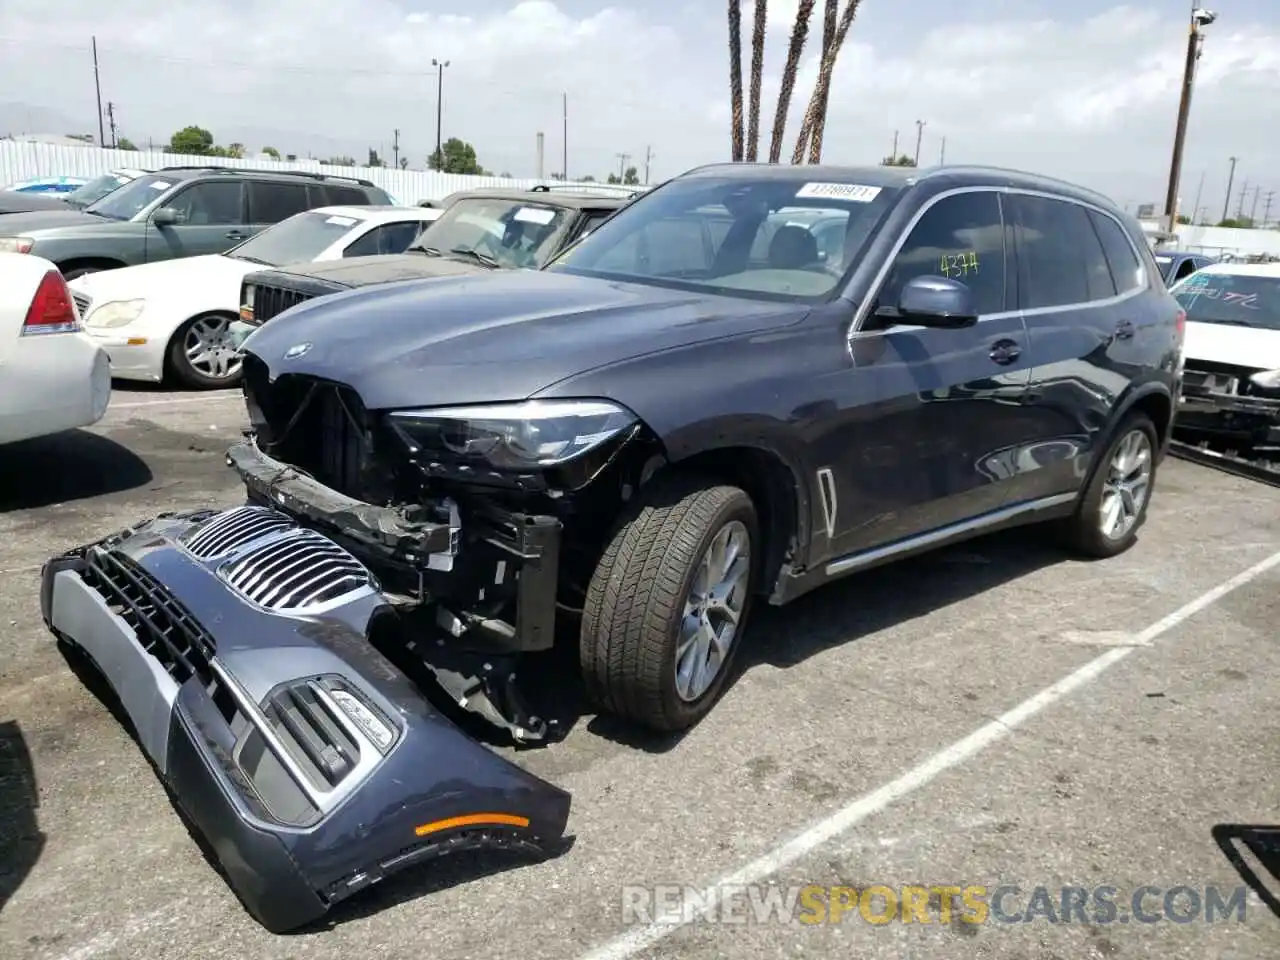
[151,207,183,226]
[895,275,979,328]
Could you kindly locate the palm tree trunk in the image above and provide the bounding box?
[791,0,862,164]
[745,0,768,162]
[766,0,816,163]
[807,0,838,161]
[728,0,745,161]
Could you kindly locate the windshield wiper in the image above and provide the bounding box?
[408,244,442,256]
[447,246,500,268]
[231,254,273,266]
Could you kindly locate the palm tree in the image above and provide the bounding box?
[728,0,745,161]
[792,0,863,164]
[808,0,839,159]
[745,0,768,161]
[767,0,816,163]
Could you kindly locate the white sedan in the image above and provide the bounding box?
[69,204,442,389]
[0,252,111,444]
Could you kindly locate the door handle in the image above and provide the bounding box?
[989,338,1021,365]
[1114,319,1135,340]
[225,231,248,240]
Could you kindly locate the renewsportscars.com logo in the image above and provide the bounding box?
[620,883,1250,926]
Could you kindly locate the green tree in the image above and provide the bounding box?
[580,174,596,181]
[1217,217,1252,228]
[427,137,486,175]
[367,148,384,167]
[880,153,916,167]
[117,137,137,151]
[169,125,214,155]
[321,155,357,166]
[261,146,280,159]
[606,173,621,184]
[622,166,640,185]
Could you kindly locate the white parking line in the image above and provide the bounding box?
[108,392,241,410]
[577,547,1280,960]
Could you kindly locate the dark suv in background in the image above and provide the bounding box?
[236,184,636,327]
[0,167,394,278]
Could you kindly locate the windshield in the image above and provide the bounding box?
[1173,272,1280,331]
[411,196,570,268]
[63,172,135,209]
[227,210,368,266]
[547,174,900,302]
[85,173,180,220]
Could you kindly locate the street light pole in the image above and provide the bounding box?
[1221,156,1237,223]
[913,120,925,166]
[432,58,450,166]
[1163,6,1216,228]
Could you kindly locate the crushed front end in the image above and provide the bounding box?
[1176,360,1280,451]
[41,508,571,933]
[231,354,657,741]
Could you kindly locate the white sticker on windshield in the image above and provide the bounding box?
[149,180,171,190]
[795,182,881,202]
[325,215,357,226]
[514,206,555,225]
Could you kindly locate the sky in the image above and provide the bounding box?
[0,0,1277,220]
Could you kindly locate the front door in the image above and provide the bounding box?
[144,180,247,262]
[815,189,1040,561]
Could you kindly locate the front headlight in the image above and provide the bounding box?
[1249,368,1280,390]
[388,399,639,469]
[85,298,145,328]
[0,237,33,253]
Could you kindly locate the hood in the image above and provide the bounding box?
[69,254,252,300]
[242,268,805,410]
[269,253,489,288]
[0,191,69,215]
[1184,321,1280,371]
[0,209,115,234]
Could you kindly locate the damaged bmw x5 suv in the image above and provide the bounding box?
[228,161,1182,734]
[41,162,1183,930]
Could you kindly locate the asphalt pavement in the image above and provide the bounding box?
[1,384,1278,960]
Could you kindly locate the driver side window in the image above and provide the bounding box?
[877,191,1007,316]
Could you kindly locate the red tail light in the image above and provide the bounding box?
[21,268,80,336]
[1174,308,1186,336]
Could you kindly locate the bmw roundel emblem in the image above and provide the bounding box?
[284,342,312,360]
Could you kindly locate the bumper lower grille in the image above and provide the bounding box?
[218,527,375,613]
[82,548,215,686]
[72,291,92,318]
[252,283,315,325]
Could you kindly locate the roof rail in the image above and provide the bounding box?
[530,182,641,195]
[153,164,378,187]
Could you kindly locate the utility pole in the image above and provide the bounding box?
[891,129,898,161]
[105,101,117,148]
[1221,156,1237,222]
[92,36,105,147]
[913,120,925,166]
[644,145,653,184]
[1249,183,1262,224]
[392,129,399,170]
[1263,191,1275,228]
[938,136,946,165]
[1236,178,1249,219]
[1190,168,1205,223]
[1163,5,1216,228]
[562,93,568,180]
[616,152,631,182]
[431,58,449,166]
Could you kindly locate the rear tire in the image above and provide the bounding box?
[580,478,758,732]
[62,265,104,281]
[167,314,244,390]
[1057,411,1159,558]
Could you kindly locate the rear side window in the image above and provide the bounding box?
[322,184,374,206]
[1088,210,1144,293]
[1011,194,1115,308]
[248,181,312,223]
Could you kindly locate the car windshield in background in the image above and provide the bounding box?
[84,173,177,220]
[548,175,900,302]
[411,197,570,268]
[1154,255,1175,282]
[63,173,133,209]
[1173,272,1280,331]
[227,210,368,266]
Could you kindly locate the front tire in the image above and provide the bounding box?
[168,313,244,389]
[1058,411,1159,558]
[580,479,757,732]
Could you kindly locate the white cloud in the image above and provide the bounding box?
[0,0,1276,216]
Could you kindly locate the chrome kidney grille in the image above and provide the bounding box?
[179,506,377,614]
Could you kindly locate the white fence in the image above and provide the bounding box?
[0,141,626,204]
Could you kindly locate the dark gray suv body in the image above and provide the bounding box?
[0,167,395,279]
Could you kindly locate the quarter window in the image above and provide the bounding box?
[878,191,1007,316]
[1087,210,1144,293]
[1012,195,1116,308]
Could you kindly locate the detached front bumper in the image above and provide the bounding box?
[40,508,571,932]
[1176,390,1280,446]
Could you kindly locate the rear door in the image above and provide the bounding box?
[1007,192,1153,501]
[246,180,313,239]
[143,179,247,261]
